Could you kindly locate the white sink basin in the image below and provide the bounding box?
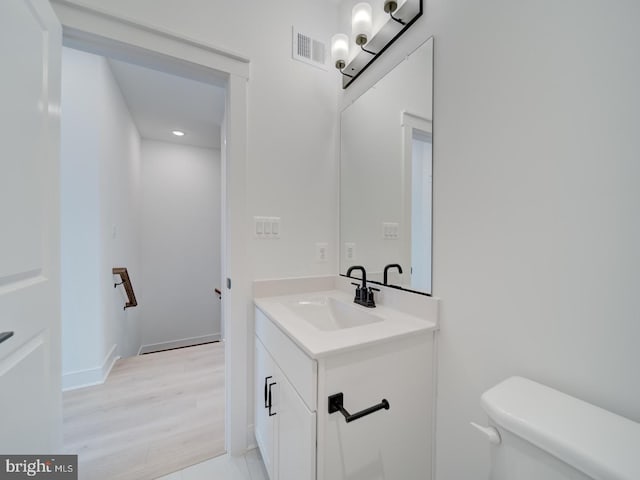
[286,296,384,331]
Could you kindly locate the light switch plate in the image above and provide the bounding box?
[383,222,400,239]
[270,217,281,239]
[254,216,281,239]
[255,218,264,237]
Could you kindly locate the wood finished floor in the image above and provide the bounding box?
[63,342,225,480]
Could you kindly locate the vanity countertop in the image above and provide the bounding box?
[254,289,437,359]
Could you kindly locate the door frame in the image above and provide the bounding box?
[51,0,252,455]
[401,111,433,293]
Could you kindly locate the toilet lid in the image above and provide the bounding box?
[481,376,640,480]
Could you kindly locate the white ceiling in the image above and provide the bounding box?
[108,58,225,149]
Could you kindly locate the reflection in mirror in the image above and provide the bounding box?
[340,37,433,295]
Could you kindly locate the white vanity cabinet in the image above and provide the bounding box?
[254,338,277,478]
[255,308,317,480]
[316,332,434,480]
[255,303,435,480]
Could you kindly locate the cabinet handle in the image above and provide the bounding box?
[328,392,390,423]
[264,376,272,408]
[268,381,277,416]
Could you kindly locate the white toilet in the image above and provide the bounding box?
[477,376,640,480]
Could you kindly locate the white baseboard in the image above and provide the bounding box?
[62,344,119,391]
[247,423,257,451]
[138,333,221,355]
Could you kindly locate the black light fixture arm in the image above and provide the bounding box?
[390,12,406,25]
[328,392,390,423]
[340,68,354,78]
[360,44,377,55]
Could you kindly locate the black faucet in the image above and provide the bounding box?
[346,265,376,308]
[383,263,403,286]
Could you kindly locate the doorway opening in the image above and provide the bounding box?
[54,2,252,464]
[58,34,233,479]
[410,129,432,293]
[401,110,433,294]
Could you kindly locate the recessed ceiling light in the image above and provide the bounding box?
[172,130,185,137]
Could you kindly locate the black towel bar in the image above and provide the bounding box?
[328,392,390,423]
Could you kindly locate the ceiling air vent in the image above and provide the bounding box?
[292,27,328,71]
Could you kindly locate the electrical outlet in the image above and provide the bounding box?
[316,243,328,263]
[344,242,356,261]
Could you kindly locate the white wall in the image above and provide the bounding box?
[341,0,640,478]
[68,0,341,279]
[61,47,142,389]
[139,140,221,351]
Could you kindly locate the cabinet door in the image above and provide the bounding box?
[276,366,316,480]
[255,337,277,479]
[319,335,433,480]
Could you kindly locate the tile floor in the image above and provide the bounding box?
[155,449,268,480]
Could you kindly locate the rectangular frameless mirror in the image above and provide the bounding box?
[340,37,433,295]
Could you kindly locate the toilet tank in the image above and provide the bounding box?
[479,377,640,480]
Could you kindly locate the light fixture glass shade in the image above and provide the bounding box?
[331,33,349,69]
[352,2,373,46]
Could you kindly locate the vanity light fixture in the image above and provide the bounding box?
[172,130,185,137]
[332,0,423,89]
[331,33,352,77]
[352,3,375,54]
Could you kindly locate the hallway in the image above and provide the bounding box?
[63,343,225,479]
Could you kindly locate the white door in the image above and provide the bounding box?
[0,0,62,453]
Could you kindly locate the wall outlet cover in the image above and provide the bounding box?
[344,242,356,261]
[316,242,328,263]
